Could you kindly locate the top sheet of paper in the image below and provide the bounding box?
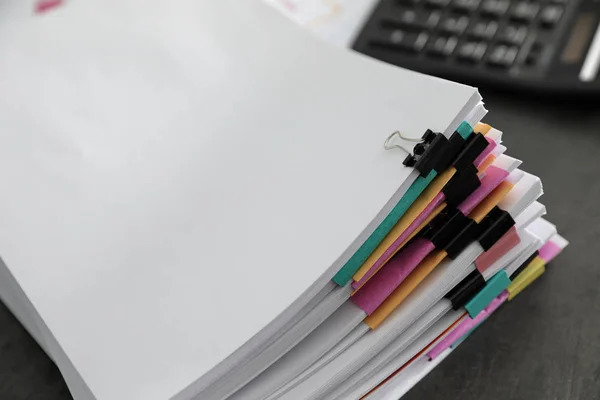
[0,0,478,399]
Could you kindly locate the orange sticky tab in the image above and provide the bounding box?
[468,181,514,223]
[352,167,456,282]
[477,154,496,173]
[364,249,448,330]
[475,123,492,135]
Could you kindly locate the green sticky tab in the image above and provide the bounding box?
[456,121,473,139]
[465,270,510,318]
[332,170,436,286]
[332,122,475,287]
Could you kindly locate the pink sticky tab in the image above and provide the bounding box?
[427,290,508,360]
[35,0,63,14]
[538,241,562,263]
[352,238,435,315]
[458,165,508,216]
[352,192,445,289]
[474,137,496,168]
[476,226,520,273]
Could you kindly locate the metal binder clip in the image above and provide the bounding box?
[383,131,423,154]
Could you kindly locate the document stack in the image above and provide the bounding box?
[0,1,567,399]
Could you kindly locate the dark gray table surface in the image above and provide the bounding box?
[1,91,599,400]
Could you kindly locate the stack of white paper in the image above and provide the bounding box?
[0,1,566,400]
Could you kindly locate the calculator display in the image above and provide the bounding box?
[561,13,596,64]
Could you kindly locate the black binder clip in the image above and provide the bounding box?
[445,270,486,310]
[444,215,480,259]
[452,132,489,171]
[422,208,477,256]
[477,206,515,251]
[442,163,481,208]
[401,129,453,178]
[510,250,539,279]
[387,128,489,178]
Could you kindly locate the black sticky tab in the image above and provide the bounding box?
[424,208,471,250]
[431,131,467,174]
[510,250,540,279]
[445,219,480,259]
[478,207,516,251]
[453,133,489,171]
[442,164,481,208]
[445,270,486,310]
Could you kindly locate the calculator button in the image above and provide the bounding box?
[373,30,430,53]
[457,41,488,62]
[425,0,451,8]
[497,25,529,45]
[480,0,510,16]
[469,20,498,40]
[452,0,481,12]
[511,2,539,22]
[540,5,563,27]
[525,41,544,65]
[487,45,519,67]
[427,36,459,57]
[440,15,470,35]
[384,10,442,30]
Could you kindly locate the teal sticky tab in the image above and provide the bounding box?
[332,170,436,286]
[456,121,473,139]
[332,122,475,287]
[465,270,510,318]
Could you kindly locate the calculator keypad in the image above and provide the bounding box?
[360,0,568,79]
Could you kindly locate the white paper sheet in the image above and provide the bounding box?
[0,1,479,399]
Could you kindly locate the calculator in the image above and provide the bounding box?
[352,0,600,94]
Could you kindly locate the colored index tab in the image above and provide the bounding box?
[476,226,520,273]
[364,249,447,329]
[507,256,546,300]
[474,123,492,135]
[538,241,563,263]
[361,170,514,327]
[351,238,435,315]
[332,169,436,286]
[478,154,496,172]
[468,180,514,223]
[429,290,508,360]
[465,270,511,317]
[351,168,455,285]
[352,133,498,288]
[332,123,474,286]
[457,121,476,138]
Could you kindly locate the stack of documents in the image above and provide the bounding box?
[0,1,567,400]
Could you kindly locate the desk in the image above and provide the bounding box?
[1,92,599,400]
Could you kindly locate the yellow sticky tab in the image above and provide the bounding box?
[365,249,448,330]
[469,181,514,223]
[508,257,546,300]
[475,123,492,135]
[352,167,456,283]
[477,154,496,173]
